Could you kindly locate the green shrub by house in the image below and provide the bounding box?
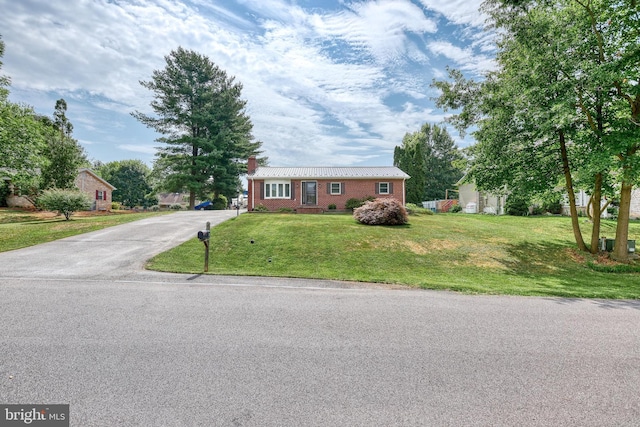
[37,189,91,220]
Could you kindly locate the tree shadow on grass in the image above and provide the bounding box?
[550,297,640,310]
[499,240,640,303]
[16,218,70,225]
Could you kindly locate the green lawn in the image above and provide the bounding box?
[0,208,169,252]
[147,213,640,298]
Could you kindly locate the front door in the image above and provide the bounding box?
[302,181,317,205]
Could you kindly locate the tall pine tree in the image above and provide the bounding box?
[133,47,262,208]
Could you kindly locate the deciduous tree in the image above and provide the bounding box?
[0,35,9,101]
[97,160,156,208]
[40,99,88,190]
[394,123,463,204]
[0,36,48,196]
[433,0,639,259]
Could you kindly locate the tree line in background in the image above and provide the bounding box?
[1,37,264,211]
[432,0,639,261]
[0,35,88,204]
[393,123,464,205]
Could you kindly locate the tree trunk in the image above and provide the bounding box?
[612,179,633,261]
[559,130,588,252]
[586,197,593,220]
[189,190,196,210]
[589,173,603,253]
[190,140,198,210]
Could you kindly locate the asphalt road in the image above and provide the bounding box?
[1,211,639,426]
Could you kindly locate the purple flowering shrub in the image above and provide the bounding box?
[353,198,408,225]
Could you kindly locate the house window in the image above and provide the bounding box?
[264,180,291,199]
[378,182,390,194]
[96,190,105,200]
[330,182,342,195]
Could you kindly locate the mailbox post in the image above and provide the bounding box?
[197,221,211,272]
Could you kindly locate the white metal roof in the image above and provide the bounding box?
[249,166,410,180]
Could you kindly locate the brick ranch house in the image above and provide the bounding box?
[246,156,410,213]
[75,168,116,211]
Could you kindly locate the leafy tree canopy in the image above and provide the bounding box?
[40,99,88,190]
[433,0,639,258]
[394,123,463,204]
[0,101,48,194]
[0,35,9,100]
[97,159,156,208]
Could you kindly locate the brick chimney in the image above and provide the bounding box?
[247,155,257,175]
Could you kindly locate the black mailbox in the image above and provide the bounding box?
[197,230,210,241]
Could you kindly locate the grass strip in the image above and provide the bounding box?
[0,209,169,252]
[147,213,640,299]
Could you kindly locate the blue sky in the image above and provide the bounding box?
[0,0,495,168]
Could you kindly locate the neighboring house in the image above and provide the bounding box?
[75,168,116,211]
[246,156,410,213]
[630,189,640,220]
[457,179,506,215]
[561,189,589,217]
[157,193,204,210]
[157,193,190,209]
[457,178,612,217]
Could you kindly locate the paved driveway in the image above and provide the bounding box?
[1,211,639,426]
[0,210,239,280]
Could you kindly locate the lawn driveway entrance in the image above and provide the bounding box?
[0,210,238,280]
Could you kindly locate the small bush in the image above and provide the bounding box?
[328,204,337,210]
[278,207,294,213]
[450,204,462,213]
[37,189,92,220]
[543,200,562,215]
[345,198,363,210]
[353,198,408,225]
[150,205,160,211]
[530,205,544,216]
[346,196,375,210]
[211,195,228,210]
[111,202,121,210]
[253,204,268,212]
[170,204,183,210]
[405,203,419,212]
[505,195,530,216]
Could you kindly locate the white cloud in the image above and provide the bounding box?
[427,40,496,74]
[118,144,158,155]
[312,0,437,64]
[418,0,487,27]
[0,0,492,168]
